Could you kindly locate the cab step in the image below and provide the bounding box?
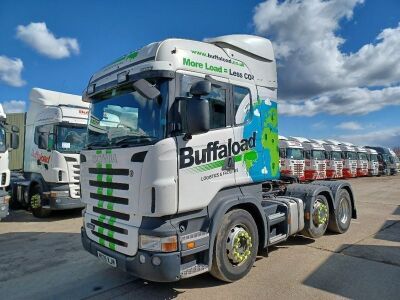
[269,233,288,245]
[180,264,209,279]
[268,212,286,226]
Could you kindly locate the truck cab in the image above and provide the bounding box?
[0,104,19,220]
[365,148,379,176]
[388,149,399,174]
[311,139,343,179]
[365,146,393,176]
[279,135,305,181]
[11,88,89,217]
[80,35,356,282]
[337,142,358,178]
[289,137,327,180]
[354,146,369,177]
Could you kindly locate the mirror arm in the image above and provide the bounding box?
[183,133,192,141]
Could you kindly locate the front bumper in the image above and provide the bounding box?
[44,194,85,210]
[81,228,181,282]
[0,191,9,220]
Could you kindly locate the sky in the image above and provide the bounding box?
[0,0,399,147]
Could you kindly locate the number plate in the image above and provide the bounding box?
[97,251,117,268]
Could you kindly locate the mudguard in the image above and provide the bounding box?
[284,183,334,217]
[311,180,357,219]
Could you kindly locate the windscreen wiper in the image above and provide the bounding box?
[86,140,110,149]
[112,135,158,146]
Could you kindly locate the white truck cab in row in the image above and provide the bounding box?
[278,135,305,181]
[0,105,19,220]
[365,148,379,176]
[11,88,89,217]
[354,146,369,177]
[313,139,343,179]
[289,137,327,180]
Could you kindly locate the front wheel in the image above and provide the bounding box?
[30,186,51,218]
[302,195,329,238]
[210,209,259,282]
[328,189,352,233]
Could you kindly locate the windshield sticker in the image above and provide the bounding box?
[62,142,71,149]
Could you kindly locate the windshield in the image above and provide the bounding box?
[358,152,368,160]
[286,148,304,160]
[87,80,168,148]
[56,124,87,153]
[312,150,326,160]
[345,151,358,160]
[370,154,378,161]
[0,126,5,152]
[331,151,342,160]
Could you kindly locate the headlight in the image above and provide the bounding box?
[139,235,178,252]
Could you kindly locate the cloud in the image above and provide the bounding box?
[1,100,26,113]
[0,55,26,87]
[253,0,400,116]
[336,127,400,147]
[336,121,362,130]
[16,22,80,59]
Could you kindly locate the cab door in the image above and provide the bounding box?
[175,72,235,213]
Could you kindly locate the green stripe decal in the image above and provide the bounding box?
[99,238,105,246]
[106,189,113,196]
[96,162,102,168]
[106,175,112,182]
[106,163,112,169]
[97,187,103,195]
[97,174,103,182]
[98,227,104,235]
[98,200,104,208]
[109,243,116,251]
[98,215,106,222]
[96,150,102,154]
[107,231,114,238]
[107,202,114,211]
[108,217,116,225]
[106,149,112,154]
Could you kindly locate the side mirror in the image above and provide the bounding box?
[185,97,210,136]
[10,133,19,150]
[190,80,211,96]
[38,134,49,150]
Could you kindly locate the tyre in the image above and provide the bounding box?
[328,189,352,234]
[210,209,259,282]
[302,195,329,238]
[30,185,51,218]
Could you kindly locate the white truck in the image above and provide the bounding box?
[0,104,19,220]
[326,140,357,178]
[278,135,305,181]
[288,137,327,181]
[80,35,356,282]
[354,146,369,177]
[365,148,379,176]
[10,88,89,217]
[310,139,343,179]
[388,148,400,174]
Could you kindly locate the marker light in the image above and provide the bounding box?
[87,84,95,95]
[139,235,178,252]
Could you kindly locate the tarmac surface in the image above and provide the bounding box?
[0,176,399,300]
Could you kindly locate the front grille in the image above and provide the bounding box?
[1,173,6,185]
[293,163,304,176]
[91,230,128,247]
[318,164,326,171]
[89,168,129,176]
[89,180,129,190]
[90,193,129,205]
[93,206,130,221]
[91,219,128,235]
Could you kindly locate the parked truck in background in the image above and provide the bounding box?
[332,141,357,178]
[354,146,369,177]
[289,137,327,181]
[365,148,379,176]
[310,139,343,179]
[10,88,89,217]
[0,104,19,220]
[365,146,393,176]
[388,148,399,174]
[278,135,305,181]
[80,35,356,282]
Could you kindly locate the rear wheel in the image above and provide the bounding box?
[210,209,259,282]
[328,189,352,233]
[30,186,51,218]
[302,195,329,238]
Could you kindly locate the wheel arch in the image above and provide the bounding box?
[207,186,267,266]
